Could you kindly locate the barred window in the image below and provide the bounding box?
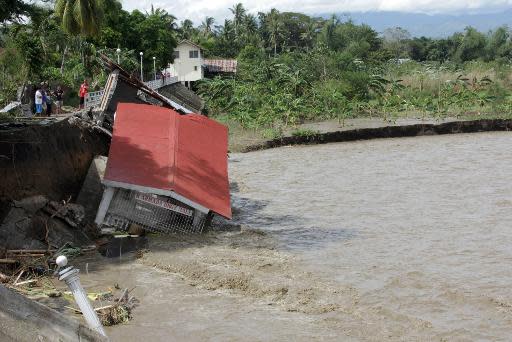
[189,50,199,58]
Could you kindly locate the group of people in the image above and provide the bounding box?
[34,82,64,116]
[32,79,89,116]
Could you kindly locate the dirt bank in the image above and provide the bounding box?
[243,118,512,152]
[0,117,110,219]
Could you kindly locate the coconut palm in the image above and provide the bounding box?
[148,6,177,30]
[200,16,214,36]
[54,0,104,37]
[268,8,283,56]
[244,14,258,35]
[300,21,317,50]
[229,3,246,36]
[180,19,194,39]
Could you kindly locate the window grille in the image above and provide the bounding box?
[103,189,209,234]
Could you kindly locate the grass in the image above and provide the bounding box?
[291,128,320,137]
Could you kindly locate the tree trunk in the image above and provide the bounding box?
[60,44,68,75]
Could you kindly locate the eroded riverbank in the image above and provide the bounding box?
[243,118,512,152]
[67,131,512,341]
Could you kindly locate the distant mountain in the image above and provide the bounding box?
[320,10,512,38]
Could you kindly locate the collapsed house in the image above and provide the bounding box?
[90,56,230,234]
[94,103,231,234]
[1,54,227,241]
[0,54,228,341]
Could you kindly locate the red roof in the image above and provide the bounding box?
[204,59,237,73]
[103,103,231,219]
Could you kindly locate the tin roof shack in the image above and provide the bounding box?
[203,59,238,78]
[94,103,231,234]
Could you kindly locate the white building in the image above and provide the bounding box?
[167,40,203,87]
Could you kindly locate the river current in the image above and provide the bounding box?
[78,132,512,341]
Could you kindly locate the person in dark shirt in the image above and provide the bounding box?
[54,86,64,114]
[45,84,53,116]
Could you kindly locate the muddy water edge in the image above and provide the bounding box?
[72,131,512,341]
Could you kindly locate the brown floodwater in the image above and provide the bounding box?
[73,132,512,341]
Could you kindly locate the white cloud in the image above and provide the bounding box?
[120,0,512,24]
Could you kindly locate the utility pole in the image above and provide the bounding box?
[153,57,156,81]
[139,52,144,81]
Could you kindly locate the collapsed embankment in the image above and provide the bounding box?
[243,118,512,152]
[0,117,110,221]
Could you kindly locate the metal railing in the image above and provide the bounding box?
[145,76,178,90]
[84,90,104,109]
[84,76,178,109]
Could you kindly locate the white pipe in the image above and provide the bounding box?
[56,256,108,338]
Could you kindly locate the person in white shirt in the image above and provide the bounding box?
[35,86,43,115]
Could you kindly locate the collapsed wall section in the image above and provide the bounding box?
[0,118,110,219]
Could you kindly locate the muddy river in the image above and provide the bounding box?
[74,132,512,341]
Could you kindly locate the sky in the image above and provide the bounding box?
[121,0,512,24]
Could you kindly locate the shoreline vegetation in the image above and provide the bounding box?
[2,2,512,133]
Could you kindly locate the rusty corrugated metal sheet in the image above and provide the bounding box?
[204,59,237,73]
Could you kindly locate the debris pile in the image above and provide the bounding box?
[0,195,98,251]
[1,267,137,328]
[63,286,138,326]
[96,287,138,326]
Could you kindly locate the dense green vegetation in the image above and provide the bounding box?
[0,0,178,107]
[2,1,512,128]
[195,7,512,128]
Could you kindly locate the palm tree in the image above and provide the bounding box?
[300,21,317,51]
[244,14,258,36]
[200,16,214,36]
[229,3,246,36]
[324,14,338,49]
[268,8,283,56]
[54,0,104,37]
[180,19,194,39]
[148,6,177,30]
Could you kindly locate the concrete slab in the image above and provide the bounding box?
[0,285,106,341]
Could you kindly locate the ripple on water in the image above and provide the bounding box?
[229,132,512,340]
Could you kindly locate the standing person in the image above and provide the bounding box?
[26,82,34,115]
[79,79,88,109]
[34,86,43,116]
[41,82,47,115]
[45,85,53,116]
[54,86,64,114]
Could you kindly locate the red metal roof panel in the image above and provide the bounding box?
[104,103,231,219]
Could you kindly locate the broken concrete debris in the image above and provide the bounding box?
[0,101,22,114]
[0,195,95,250]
